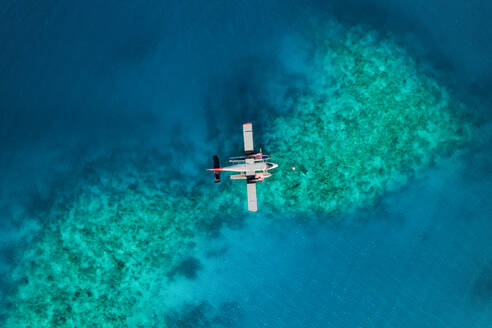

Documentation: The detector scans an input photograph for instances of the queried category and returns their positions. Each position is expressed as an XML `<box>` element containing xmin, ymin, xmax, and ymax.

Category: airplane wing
<box><xmin>244</xmin><ymin>123</ymin><xmax>257</xmax><ymax>211</ymax></box>
<box><xmin>243</xmin><ymin>123</ymin><xmax>254</xmax><ymax>155</ymax></box>
<box><xmin>229</xmin><ymin>154</ymin><xmax>270</xmax><ymax>163</ymax></box>
<box><xmin>246</xmin><ymin>181</ymin><xmax>257</xmax><ymax>212</ymax></box>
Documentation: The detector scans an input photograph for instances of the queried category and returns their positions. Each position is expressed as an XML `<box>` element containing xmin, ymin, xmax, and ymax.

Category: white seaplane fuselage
<box><xmin>214</xmin><ymin>160</ymin><xmax>278</xmax><ymax>181</ymax></box>
<box><xmin>220</xmin><ymin>161</ymin><xmax>277</xmax><ymax>172</ymax></box>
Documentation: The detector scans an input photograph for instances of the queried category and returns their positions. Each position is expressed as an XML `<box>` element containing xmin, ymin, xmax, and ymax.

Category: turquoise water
<box><xmin>1</xmin><ymin>1</ymin><xmax>491</xmax><ymax>327</ymax></box>
<box><xmin>181</xmin><ymin>159</ymin><xmax>492</xmax><ymax>327</ymax></box>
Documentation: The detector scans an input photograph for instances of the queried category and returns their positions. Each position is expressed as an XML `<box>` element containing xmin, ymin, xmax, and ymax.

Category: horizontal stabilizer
<box><xmin>213</xmin><ymin>155</ymin><xmax>220</xmax><ymax>183</ymax></box>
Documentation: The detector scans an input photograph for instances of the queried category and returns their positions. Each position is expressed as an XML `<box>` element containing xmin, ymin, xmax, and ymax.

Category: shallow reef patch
<box><xmin>4</xmin><ymin>150</ymin><xmax>240</xmax><ymax>327</ymax></box>
<box><xmin>260</xmin><ymin>22</ymin><xmax>472</xmax><ymax>217</ymax></box>
<box><xmin>167</xmin><ymin>257</ymin><xmax>203</xmax><ymax>280</ymax></box>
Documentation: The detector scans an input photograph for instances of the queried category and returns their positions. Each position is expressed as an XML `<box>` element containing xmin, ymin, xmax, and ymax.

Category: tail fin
<box><xmin>213</xmin><ymin>155</ymin><xmax>221</xmax><ymax>183</ymax></box>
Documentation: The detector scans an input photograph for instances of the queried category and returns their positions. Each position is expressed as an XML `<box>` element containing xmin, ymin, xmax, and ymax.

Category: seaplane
<box><xmin>208</xmin><ymin>122</ymin><xmax>278</xmax><ymax>212</ymax></box>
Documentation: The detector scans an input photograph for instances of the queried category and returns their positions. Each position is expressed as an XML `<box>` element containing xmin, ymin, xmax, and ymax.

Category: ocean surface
<box><xmin>0</xmin><ymin>1</ymin><xmax>491</xmax><ymax>327</ymax></box>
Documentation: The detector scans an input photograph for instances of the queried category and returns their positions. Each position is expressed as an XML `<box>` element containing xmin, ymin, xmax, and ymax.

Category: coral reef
<box><xmin>260</xmin><ymin>24</ymin><xmax>471</xmax><ymax>216</ymax></box>
<box><xmin>5</xmin><ymin>22</ymin><xmax>471</xmax><ymax>327</ymax></box>
<box><xmin>5</xmin><ymin>151</ymin><xmax>241</xmax><ymax>327</ymax></box>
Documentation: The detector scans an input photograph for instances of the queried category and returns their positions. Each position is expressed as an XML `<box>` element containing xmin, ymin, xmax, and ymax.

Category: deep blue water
<box><xmin>1</xmin><ymin>1</ymin><xmax>491</xmax><ymax>327</ymax></box>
